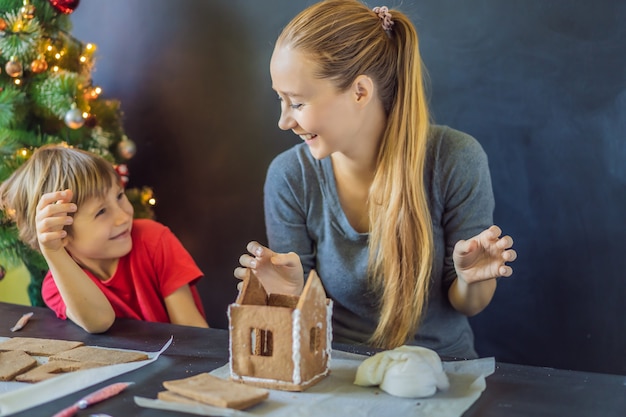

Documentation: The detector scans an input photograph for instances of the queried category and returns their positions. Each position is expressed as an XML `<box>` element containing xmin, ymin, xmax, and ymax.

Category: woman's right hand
<box><xmin>35</xmin><ymin>190</ymin><xmax>76</xmax><ymax>253</ymax></box>
<box><xmin>234</xmin><ymin>241</ymin><xmax>304</xmax><ymax>296</ymax></box>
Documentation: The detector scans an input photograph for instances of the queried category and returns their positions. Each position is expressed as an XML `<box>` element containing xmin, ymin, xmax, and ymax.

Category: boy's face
<box><xmin>64</xmin><ymin>184</ymin><xmax>134</xmax><ymax>275</ymax></box>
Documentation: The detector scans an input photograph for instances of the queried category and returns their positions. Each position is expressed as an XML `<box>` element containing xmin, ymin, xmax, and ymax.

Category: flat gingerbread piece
<box><xmin>49</xmin><ymin>346</ymin><xmax>148</xmax><ymax>365</ymax></box>
<box><xmin>14</xmin><ymin>359</ymin><xmax>102</xmax><ymax>383</ymax></box>
<box><xmin>0</xmin><ymin>350</ymin><xmax>37</xmax><ymax>381</ymax></box>
<box><xmin>0</xmin><ymin>337</ymin><xmax>83</xmax><ymax>356</ymax></box>
<box><xmin>162</xmin><ymin>373</ymin><xmax>269</xmax><ymax>410</ymax></box>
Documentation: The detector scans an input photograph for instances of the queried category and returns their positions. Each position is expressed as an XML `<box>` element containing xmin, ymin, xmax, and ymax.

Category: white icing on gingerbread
<box><xmin>292</xmin><ymin>309</ymin><xmax>302</xmax><ymax>384</ymax></box>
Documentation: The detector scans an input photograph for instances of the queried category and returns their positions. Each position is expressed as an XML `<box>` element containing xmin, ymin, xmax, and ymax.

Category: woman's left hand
<box><xmin>453</xmin><ymin>225</ymin><xmax>517</xmax><ymax>284</ymax></box>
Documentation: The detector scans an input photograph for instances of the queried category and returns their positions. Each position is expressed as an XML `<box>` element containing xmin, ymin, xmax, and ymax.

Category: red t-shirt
<box><xmin>42</xmin><ymin>219</ymin><xmax>206</xmax><ymax>323</ymax></box>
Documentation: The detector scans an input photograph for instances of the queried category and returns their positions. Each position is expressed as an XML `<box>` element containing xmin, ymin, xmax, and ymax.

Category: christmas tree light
<box><xmin>0</xmin><ymin>0</ymin><xmax>154</xmax><ymax>305</ymax></box>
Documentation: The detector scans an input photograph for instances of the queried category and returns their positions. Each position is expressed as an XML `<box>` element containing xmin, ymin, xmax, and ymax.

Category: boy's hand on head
<box><xmin>35</xmin><ymin>190</ymin><xmax>77</xmax><ymax>252</ymax></box>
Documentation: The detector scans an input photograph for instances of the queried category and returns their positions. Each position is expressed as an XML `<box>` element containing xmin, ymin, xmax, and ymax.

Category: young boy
<box><xmin>0</xmin><ymin>145</ymin><xmax>208</xmax><ymax>333</ymax></box>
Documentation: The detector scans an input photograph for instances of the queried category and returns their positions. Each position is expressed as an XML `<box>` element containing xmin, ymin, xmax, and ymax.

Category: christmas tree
<box><xmin>0</xmin><ymin>0</ymin><xmax>155</xmax><ymax>306</ymax></box>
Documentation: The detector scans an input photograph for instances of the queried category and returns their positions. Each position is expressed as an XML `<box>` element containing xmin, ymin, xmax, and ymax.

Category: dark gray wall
<box><xmin>71</xmin><ymin>0</ymin><xmax>626</xmax><ymax>375</ymax></box>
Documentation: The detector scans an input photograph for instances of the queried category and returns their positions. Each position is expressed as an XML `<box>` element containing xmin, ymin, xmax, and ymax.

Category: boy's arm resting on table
<box><xmin>164</xmin><ymin>285</ymin><xmax>209</xmax><ymax>328</ymax></box>
<box><xmin>43</xmin><ymin>248</ymin><xmax>116</xmax><ymax>333</ymax></box>
<box><xmin>448</xmin><ymin>225</ymin><xmax>516</xmax><ymax>316</ymax></box>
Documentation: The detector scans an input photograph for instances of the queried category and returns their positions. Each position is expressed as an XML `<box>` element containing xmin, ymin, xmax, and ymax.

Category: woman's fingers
<box><xmin>234</xmin><ymin>266</ymin><xmax>248</xmax><ymax>280</ymax></box>
<box><xmin>246</xmin><ymin>241</ymin><xmax>266</xmax><ymax>257</ymax></box>
<box><xmin>238</xmin><ymin>253</ymin><xmax>256</xmax><ymax>268</ymax></box>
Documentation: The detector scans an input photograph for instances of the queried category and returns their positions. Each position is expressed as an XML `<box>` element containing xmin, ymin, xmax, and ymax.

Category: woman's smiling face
<box><xmin>270</xmin><ymin>45</ymin><xmax>364</xmax><ymax>160</ymax></box>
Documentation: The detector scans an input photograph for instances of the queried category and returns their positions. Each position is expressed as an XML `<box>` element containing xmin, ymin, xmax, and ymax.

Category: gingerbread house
<box><xmin>228</xmin><ymin>270</ymin><xmax>333</xmax><ymax>391</ymax></box>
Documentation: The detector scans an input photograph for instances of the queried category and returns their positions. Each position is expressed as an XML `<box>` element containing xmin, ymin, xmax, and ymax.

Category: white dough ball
<box><xmin>354</xmin><ymin>345</ymin><xmax>449</xmax><ymax>398</ymax></box>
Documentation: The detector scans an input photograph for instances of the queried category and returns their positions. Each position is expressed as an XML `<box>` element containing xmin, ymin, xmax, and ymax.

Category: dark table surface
<box><xmin>0</xmin><ymin>302</ymin><xmax>624</xmax><ymax>417</ymax></box>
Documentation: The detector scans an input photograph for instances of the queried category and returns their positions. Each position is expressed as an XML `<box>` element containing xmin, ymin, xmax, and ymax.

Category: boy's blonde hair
<box><xmin>0</xmin><ymin>145</ymin><xmax>120</xmax><ymax>251</ymax></box>
<box><xmin>278</xmin><ymin>0</ymin><xmax>433</xmax><ymax>349</ymax></box>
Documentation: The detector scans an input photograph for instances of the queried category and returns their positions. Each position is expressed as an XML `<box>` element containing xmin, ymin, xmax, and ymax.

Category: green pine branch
<box><xmin>29</xmin><ymin>70</ymin><xmax>83</xmax><ymax>119</ymax></box>
<box><xmin>0</xmin><ymin>87</ymin><xmax>28</xmax><ymax>127</ymax></box>
<box><xmin>0</xmin><ymin>11</ymin><xmax>43</xmax><ymax>62</ymax></box>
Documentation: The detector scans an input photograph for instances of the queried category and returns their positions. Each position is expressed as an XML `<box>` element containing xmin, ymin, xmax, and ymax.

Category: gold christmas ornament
<box><xmin>5</xmin><ymin>57</ymin><xmax>23</xmax><ymax>78</ymax></box>
<box><xmin>0</xmin><ymin>17</ymin><xmax>7</xmax><ymax>32</ymax></box>
<box><xmin>15</xmin><ymin>147</ymin><xmax>32</xmax><ymax>159</ymax></box>
<box><xmin>30</xmin><ymin>57</ymin><xmax>48</xmax><ymax>73</ymax></box>
<box><xmin>141</xmin><ymin>188</ymin><xmax>156</xmax><ymax>206</ymax></box>
<box><xmin>20</xmin><ymin>1</ymin><xmax>36</xmax><ymax>19</ymax></box>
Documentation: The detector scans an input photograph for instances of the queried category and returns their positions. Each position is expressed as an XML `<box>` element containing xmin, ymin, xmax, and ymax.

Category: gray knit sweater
<box><xmin>263</xmin><ymin>125</ymin><xmax>494</xmax><ymax>359</ymax></box>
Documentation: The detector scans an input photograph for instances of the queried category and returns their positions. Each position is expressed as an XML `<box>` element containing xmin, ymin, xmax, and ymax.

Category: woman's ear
<box><xmin>352</xmin><ymin>74</ymin><xmax>375</xmax><ymax>106</ymax></box>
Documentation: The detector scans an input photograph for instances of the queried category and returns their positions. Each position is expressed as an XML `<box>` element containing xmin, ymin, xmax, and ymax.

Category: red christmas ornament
<box><xmin>84</xmin><ymin>113</ymin><xmax>97</xmax><ymax>128</ymax></box>
<box><xmin>49</xmin><ymin>0</ymin><xmax>80</xmax><ymax>14</ymax></box>
<box><xmin>114</xmin><ymin>164</ymin><xmax>130</xmax><ymax>186</ymax></box>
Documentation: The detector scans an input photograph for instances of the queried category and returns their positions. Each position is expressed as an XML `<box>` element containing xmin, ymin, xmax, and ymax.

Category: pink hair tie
<box><xmin>373</xmin><ymin>6</ymin><xmax>394</xmax><ymax>32</ymax></box>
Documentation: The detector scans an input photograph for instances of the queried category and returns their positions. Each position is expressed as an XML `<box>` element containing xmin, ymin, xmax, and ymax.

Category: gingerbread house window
<box><xmin>250</xmin><ymin>328</ymin><xmax>273</xmax><ymax>357</ymax></box>
<box><xmin>228</xmin><ymin>270</ymin><xmax>333</xmax><ymax>392</ymax></box>
<box><xmin>309</xmin><ymin>327</ymin><xmax>321</xmax><ymax>354</ymax></box>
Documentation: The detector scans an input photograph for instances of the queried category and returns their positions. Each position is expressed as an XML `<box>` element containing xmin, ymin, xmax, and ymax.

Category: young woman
<box><xmin>0</xmin><ymin>145</ymin><xmax>208</xmax><ymax>333</ymax></box>
<box><xmin>235</xmin><ymin>0</ymin><xmax>516</xmax><ymax>359</ymax></box>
